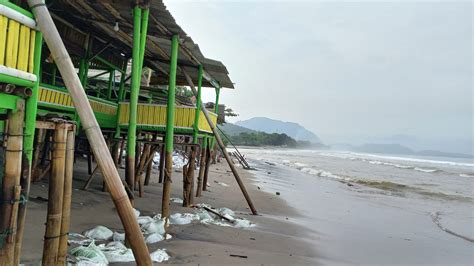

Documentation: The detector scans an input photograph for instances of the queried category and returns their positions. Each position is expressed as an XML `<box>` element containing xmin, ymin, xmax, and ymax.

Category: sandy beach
<box><xmin>19</xmin><ymin>157</ymin><xmax>317</xmax><ymax>265</ymax></box>
<box><xmin>18</xmin><ymin>147</ymin><xmax>474</xmax><ymax>265</ymax></box>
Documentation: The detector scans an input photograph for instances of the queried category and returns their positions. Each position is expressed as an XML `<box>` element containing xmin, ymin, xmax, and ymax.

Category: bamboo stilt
<box><xmin>28</xmin><ymin>1</ymin><xmax>151</xmax><ymax>264</ymax></box>
<box><xmin>196</xmin><ymin>141</ymin><xmax>206</xmax><ymax>197</ymax></box>
<box><xmin>118</xmin><ymin>139</ymin><xmax>125</xmax><ymax>166</ymax></box>
<box><xmin>57</xmin><ymin>127</ymin><xmax>75</xmax><ymax>265</ymax></box>
<box><xmin>42</xmin><ymin>122</ymin><xmax>68</xmax><ymax>265</ymax></box>
<box><xmin>161</xmin><ymin>151</ymin><xmax>173</xmax><ymax>220</ymax></box>
<box><xmin>202</xmin><ymin>144</ymin><xmax>211</xmax><ymax>192</ymax></box>
<box><xmin>158</xmin><ymin>144</ymin><xmax>165</xmax><ymax>183</ymax></box>
<box><xmin>144</xmin><ymin>157</ymin><xmax>153</xmax><ymax>186</ymax></box>
<box><xmin>0</xmin><ymin>100</ymin><xmax>25</xmax><ymax>264</ymax></box>
<box><xmin>31</xmin><ymin>129</ymin><xmax>45</xmax><ymax>181</ymax></box>
<box><xmin>183</xmin><ymin>147</ymin><xmax>196</xmax><ymax>207</ymax></box>
<box><xmin>183</xmin><ymin>70</ymin><xmax>258</xmax><ymax>215</ymax></box>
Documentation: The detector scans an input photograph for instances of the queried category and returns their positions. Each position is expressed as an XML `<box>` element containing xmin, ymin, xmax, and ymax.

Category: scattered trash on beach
<box><xmin>83</xmin><ymin>226</ymin><xmax>113</xmax><ymax>241</ymax></box>
<box><xmin>214</xmin><ymin>180</ymin><xmax>230</xmax><ymax>187</ymax></box>
<box><xmin>150</xmin><ymin>249</ymin><xmax>170</xmax><ymax>262</ymax></box>
<box><xmin>167</xmin><ymin>203</ymin><xmax>255</xmax><ymax>229</ymax></box>
<box><xmin>230</xmin><ymin>254</ymin><xmax>248</xmax><ymax>259</ymax></box>
<box><xmin>170</xmin><ymin>197</ymin><xmax>184</xmax><ymax>204</ymax></box>
<box><xmin>69</xmin><ymin>210</ymin><xmax>172</xmax><ymax>264</ymax></box>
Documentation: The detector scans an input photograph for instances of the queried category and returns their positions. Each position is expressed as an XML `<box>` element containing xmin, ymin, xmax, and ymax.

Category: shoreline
<box><xmin>20</xmin><ymin>157</ymin><xmax>318</xmax><ymax>265</ymax></box>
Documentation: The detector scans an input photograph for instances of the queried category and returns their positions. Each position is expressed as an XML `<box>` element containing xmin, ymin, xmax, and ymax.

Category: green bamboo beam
<box><xmin>107</xmin><ymin>70</ymin><xmax>114</xmax><ymax>100</ymax></box>
<box><xmin>126</xmin><ymin>6</ymin><xmax>142</xmax><ymax>189</ymax></box>
<box><xmin>214</xmin><ymin>87</ymin><xmax>220</xmax><ymax>113</ymax></box>
<box><xmin>0</xmin><ymin>74</ymin><xmax>35</xmax><ymax>88</ymax></box>
<box><xmin>162</xmin><ymin>34</ymin><xmax>179</xmax><ymax>219</ymax></box>
<box><xmin>114</xmin><ymin>62</ymin><xmax>127</xmax><ymax>138</ymax></box>
<box><xmin>192</xmin><ymin>65</ymin><xmax>203</xmax><ymax>143</ymax></box>
<box><xmin>139</xmin><ymin>8</ymin><xmax>149</xmax><ymax>73</ymax></box>
<box><xmin>24</xmin><ymin>31</ymin><xmax>43</xmax><ymax>162</ymax></box>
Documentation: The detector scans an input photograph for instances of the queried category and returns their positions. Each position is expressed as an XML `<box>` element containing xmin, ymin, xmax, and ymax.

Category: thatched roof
<box><xmin>42</xmin><ymin>0</ymin><xmax>234</xmax><ymax>89</ymax></box>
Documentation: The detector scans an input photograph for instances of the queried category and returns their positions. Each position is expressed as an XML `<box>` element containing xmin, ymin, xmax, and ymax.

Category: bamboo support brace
<box><xmin>27</xmin><ymin>1</ymin><xmax>151</xmax><ymax>264</ymax></box>
<box><xmin>182</xmin><ymin>70</ymin><xmax>258</xmax><ymax>215</ymax></box>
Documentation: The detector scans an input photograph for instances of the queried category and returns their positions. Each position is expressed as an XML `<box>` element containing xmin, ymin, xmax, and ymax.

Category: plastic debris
<box><xmin>69</xmin><ymin>242</ymin><xmax>108</xmax><ymax>265</ymax></box>
<box><xmin>145</xmin><ymin>233</ymin><xmax>164</xmax><ymax>244</ymax></box>
<box><xmin>150</xmin><ymin>249</ymin><xmax>170</xmax><ymax>263</ymax></box>
<box><xmin>141</xmin><ymin>217</ymin><xmax>166</xmax><ymax>235</ymax></box>
<box><xmin>98</xmin><ymin>242</ymin><xmax>134</xmax><ymax>263</ymax></box>
<box><xmin>170</xmin><ymin>197</ymin><xmax>184</xmax><ymax>204</ymax></box>
<box><xmin>112</xmin><ymin>232</ymin><xmax>125</xmax><ymax>242</ymax></box>
<box><xmin>68</xmin><ymin>232</ymin><xmax>93</xmax><ymax>246</ymax></box>
<box><xmin>137</xmin><ymin>216</ymin><xmax>154</xmax><ymax>225</ymax></box>
<box><xmin>214</xmin><ymin>180</ymin><xmax>229</xmax><ymax>187</ymax></box>
<box><xmin>169</xmin><ymin>213</ymin><xmax>198</xmax><ymax>225</ymax></box>
<box><xmin>83</xmin><ymin>225</ymin><xmax>113</xmax><ymax>241</ymax></box>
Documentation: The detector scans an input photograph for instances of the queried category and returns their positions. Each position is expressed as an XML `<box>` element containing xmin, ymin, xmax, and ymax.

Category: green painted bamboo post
<box><xmin>139</xmin><ymin>8</ymin><xmax>149</xmax><ymax>73</ymax></box>
<box><xmin>15</xmin><ymin>31</ymin><xmax>43</xmax><ymax>265</ymax></box>
<box><xmin>192</xmin><ymin>65</ymin><xmax>203</xmax><ymax>143</ymax></box>
<box><xmin>126</xmin><ymin>6</ymin><xmax>142</xmax><ymax>190</ymax></box>
<box><xmin>115</xmin><ymin>62</ymin><xmax>127</xmax><ymax>139</ymax></box>
<box><xmin>24</xmin><ymin>32</ymin><xmax>43</xmax><ymax>164</ymax></box>
<box><xmin>107</xmin><ymin>70</ymin><xmax>114</xmax><ymax>100</ymax></box>
<box><xmin>125</xmin><ymin>6</ymin><xmax>149</xmax><ymax>189</ymax></box>
<box><xmin>161</xmin><ymin>34</ymin><xmax>179</xmax><ymax>220</ymax></box>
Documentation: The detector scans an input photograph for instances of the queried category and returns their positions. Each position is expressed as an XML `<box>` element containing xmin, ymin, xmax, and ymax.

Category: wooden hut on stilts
<box><xmin>0</xmin><ymin>0</ymin><xmax>256</xmax><ymax>264</ymax></box>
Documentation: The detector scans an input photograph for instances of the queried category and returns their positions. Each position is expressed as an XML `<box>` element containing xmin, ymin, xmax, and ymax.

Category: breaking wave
<box><xmin>286</xmin><ymin>162</ymin><xmax>472</xmax><ymax>203</ymax></box>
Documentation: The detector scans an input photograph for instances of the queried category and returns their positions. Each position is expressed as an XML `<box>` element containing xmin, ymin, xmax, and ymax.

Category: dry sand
<box><xmin>20</xmin><ymin>158</ymin><xmax>318</xmax><ymax>265</ymax></box>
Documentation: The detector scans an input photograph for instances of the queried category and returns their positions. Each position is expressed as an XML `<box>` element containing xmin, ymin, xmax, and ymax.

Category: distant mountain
<box><xmin>353</xmin><ymin>143</ymin><xmax>414</xmax><ymax>155</ymax></box>
<box><xmin>219</xmin><ymin>123</ymin><xmax>257</xmax><ymax>136</ymax></box>
<box><xmin>235</xmin><ymin>117</ymin><xmax>321</xmax><ymax>143</ymax></box>
<box><xmin>332</xmin><ymin>143</ymin><xmax>473</xmax><ymax>159</ymax></box>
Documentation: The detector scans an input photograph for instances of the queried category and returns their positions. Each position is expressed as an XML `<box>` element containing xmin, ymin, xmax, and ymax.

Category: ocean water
<box><xmin>235</xmin><ymin>147</ymin><xmax>474</xmax><ymax>264</ymax></box>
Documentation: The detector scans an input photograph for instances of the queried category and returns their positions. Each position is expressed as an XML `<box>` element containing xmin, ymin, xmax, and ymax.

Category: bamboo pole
<box><xmin>183</xmin><ymin>147</ymin><xmax>196</xmax><ymax>207</ymax></box>
<box><xmin>158</xmin><ymin>144</ymin><xmax>165</xmax><ymax>183</ymax></box>
<box><xmin>161</xmin><ymin>35</ymin><xmax>179</xmax><ymax>220</ymax></box>
<box><xmin>0</xmin><ymin>100</ymin><xmax>25</xmax><ymax>265</ymax></box>
<box><xmin>195</xmin><ymin>137</ymin><xmax>207</xmax><ymax>197</ymax></box>
<box><xmin>42</xmin><ymin>122</ymin><xmax>67</xmax><ymax>265</ymax></box>
<box><xmin>27</xmin><ymin>1</ymin><xmax>151</xmax><ymax>264</ymax></box>
<box><xmin>126</xmin><ymin>6</ymin><xmax>140</xmax><ymax>191</ymax></box>
<box><xmin>57</xmin><ymin>126</ymin><xmax>75</xmax><ymax>265</ymax></box>
<box><xmin>182</xmin><ymin>71</ymin><xmax>258</xmax><ymax>215</ymax></box>
<box><xmin>202</xmin><ymin>141</ymin><xmax>211</xmax><ymax>192</ymax></box>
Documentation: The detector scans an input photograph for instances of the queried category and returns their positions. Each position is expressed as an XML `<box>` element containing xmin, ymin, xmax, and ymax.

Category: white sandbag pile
<box><xmin>68</xmin><ymin>209</ymin><xmax>171</xmax><ymax>264</ymax></box>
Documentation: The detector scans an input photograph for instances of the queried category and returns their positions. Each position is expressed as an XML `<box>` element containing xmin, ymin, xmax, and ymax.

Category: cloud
<box><xmin>165</xmin><ymin>0</ymin><xmax>472</xmax><ymax>153</ymax></box>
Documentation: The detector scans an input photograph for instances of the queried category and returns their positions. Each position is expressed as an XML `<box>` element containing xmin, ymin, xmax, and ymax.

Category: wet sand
<box><xmin>20</xmin><ymin>151</ymin><xmax>473</xmax><ymax>265</ymax></box>
<box><xmin>20</xmin><ymin>158</ymin><xmax>318</xmax><ymax>265</ymax></box>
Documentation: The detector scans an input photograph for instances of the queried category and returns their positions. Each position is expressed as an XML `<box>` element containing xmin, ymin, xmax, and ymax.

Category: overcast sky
<box><xmin>165</xmin><ymin>0</ymin><xmax>472</xmax><ymax>153</ymax></box>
